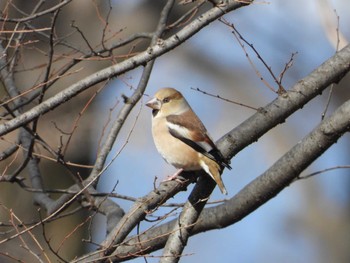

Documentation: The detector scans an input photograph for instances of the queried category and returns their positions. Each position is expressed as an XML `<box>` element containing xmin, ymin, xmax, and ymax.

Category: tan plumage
<box><xmin>146</xmin><ymin>87</ymin><xmax>231</xmax><ymax>195</ymax></box>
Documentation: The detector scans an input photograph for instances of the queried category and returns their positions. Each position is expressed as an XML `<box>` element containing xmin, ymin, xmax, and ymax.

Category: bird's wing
<box><xmin>166</xmin><ymin>111</ymin><xmax>231</xmax><ymax>169</ymax></box>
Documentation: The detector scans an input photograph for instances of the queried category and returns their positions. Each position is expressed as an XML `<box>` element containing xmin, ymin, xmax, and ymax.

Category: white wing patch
<box><xmin>167</xmin><ymin>122</ymin><xmax>192</xmax><ymax>139</ymax></box>
<box><xmin>167</xmin><ymin>122</ymin><xmax>213</xmax><ymax>152</ymax></box>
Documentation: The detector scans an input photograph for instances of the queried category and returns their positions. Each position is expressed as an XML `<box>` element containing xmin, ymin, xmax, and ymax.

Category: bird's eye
<box><xmin>163</xmin><ymin>97</ymin><xmax>170</xmax><ymax>103</ymax></box>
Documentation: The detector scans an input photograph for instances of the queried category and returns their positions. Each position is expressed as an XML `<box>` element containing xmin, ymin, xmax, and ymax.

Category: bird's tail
<box><xmin>200</xmin><ymin>158</ymin><xmax>228</xmax><ymax>195</ymax></box>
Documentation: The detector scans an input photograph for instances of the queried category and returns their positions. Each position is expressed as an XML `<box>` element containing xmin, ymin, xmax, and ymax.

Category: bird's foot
<box><xmin>163</xmin><ymin>168</ymin><xmax>184</xmax><ymax>182</ymax></box>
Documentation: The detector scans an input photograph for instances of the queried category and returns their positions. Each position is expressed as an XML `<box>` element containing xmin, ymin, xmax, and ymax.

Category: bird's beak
<box><xmin>146</xmin><ymin>97</ymin><xmax>161</xmax><ymax>110</ymax></box>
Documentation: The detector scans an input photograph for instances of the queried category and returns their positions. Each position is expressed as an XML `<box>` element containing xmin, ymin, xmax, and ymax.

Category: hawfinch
<box><xmin>146</xmin><ymin>87</ymin><xmax>231</xmax><ymax>195</ymax></box>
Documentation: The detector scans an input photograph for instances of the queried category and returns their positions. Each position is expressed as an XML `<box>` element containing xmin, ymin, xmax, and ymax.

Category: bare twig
<box><xmin>296</xmin><ymin>165</ymin><xmax>350</xmax><ymax>180</ymax></box>
<box><xmin>220</xmin><ymin>18</ymin><xmax>288</xmax><ymax>94</ymax></box>
<box><xmin>191</xmin><ymin>87</ymin><xmax>258</xmax><ymax>111</ymax></box>
<box><xmin>278</xmin><ymin>52</ymin><xmax>298</xmax><ymax>84</ymax></box>
<box><xmin>9</xmin><ymin>208</ymin><xmax>51</xmax><ymax>263</ymax></box>
<box><xmin>321</xmin><ymin>10</ymin><xmax>342</xmax><ymax>120</ymax></box>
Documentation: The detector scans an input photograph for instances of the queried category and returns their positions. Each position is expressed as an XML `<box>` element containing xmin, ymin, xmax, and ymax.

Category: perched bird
<box><xmin>146</xmin><ymin>87</ymin><xmax>231</xmax><ymax>194</ymax></box>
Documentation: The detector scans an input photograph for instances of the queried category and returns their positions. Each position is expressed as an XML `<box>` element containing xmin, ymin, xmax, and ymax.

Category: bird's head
<box><xmin>146</xmin><ymin>88</ymin><xmax>190</xmax><ymax>117</ymax></box>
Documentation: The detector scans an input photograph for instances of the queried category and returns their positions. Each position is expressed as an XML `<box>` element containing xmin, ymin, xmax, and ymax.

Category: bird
<box><xmin>146</xmin><ymin>87</ymin><xmax>231</xmax><ymax>195</ymax></box>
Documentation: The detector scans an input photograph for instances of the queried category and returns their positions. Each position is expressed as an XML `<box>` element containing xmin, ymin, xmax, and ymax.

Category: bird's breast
<box><xmin>152</xmin><ymin>117</ymin><xmax>202</xmax><ymax>171</ymax></box>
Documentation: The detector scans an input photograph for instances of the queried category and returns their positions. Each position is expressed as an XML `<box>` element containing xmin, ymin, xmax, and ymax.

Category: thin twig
<box><xmin>220</xmin><ymin>18</ymin><xmax>289</xmax><ymax>94</ymax></box>
<box><xmin>296</xmin><ymin>165</ymin><xmax>350</xmax><ymax>181</ymax></box>
<box><xmin>191</xmin><ymin>87</ymin><xmax>258</xmax><ymax>111</ymax></box>
<box><xmin>321</xmin><ymin>10</ymin><xmax>341</xmax><ymax>120</ymax></box>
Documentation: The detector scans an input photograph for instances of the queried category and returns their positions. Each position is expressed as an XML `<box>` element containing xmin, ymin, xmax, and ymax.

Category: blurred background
<box><xmin>0</xmin><ymin>0</ymin><xmax>349</xmax><ymax>262</ymax></box>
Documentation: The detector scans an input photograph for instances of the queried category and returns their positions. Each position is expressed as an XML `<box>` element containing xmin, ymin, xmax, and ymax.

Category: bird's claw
<box><xmin>163</xmin><ymin>168</ymin><xmax>184</xmax><ymax>182</ymax></box>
